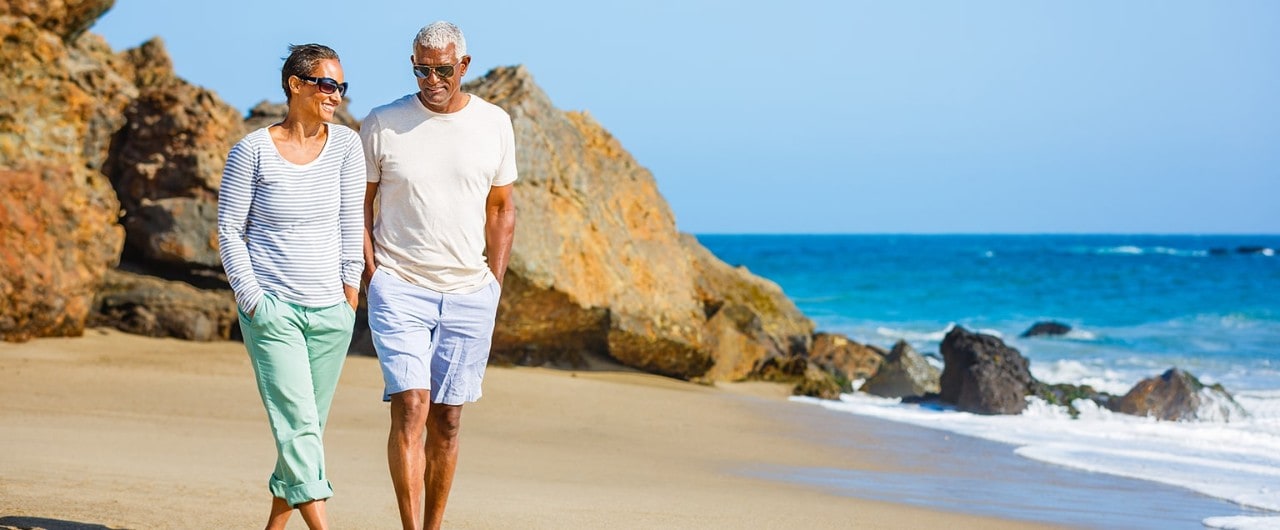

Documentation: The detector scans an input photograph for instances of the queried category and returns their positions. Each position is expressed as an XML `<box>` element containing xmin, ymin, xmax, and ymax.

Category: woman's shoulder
<box><xmin>327</xmin><ymin>123</ymin><xmax>363</xmax><ymax>148</ymax></box>
<box><xmin>233</xmin><ymin>127</ymin><xmax>273</xmax><ymax>149</ymax></box>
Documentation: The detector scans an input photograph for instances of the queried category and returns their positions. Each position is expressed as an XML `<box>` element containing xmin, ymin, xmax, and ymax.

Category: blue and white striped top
<box><xmin>217</xmin><ymin>125</ymin><xmax>366</xmax><ymax>313</ymax></box>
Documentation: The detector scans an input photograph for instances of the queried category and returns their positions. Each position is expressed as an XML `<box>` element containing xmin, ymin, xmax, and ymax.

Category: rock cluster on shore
<box><xmin>0</xmin><ymin>4</ymin><xmax>846</xmax><ymax>392</ymax></box>
<box><xmin>0</xmin><ymin>5</ymin><xmax>1246</xmax><ymax>419</ymax></box>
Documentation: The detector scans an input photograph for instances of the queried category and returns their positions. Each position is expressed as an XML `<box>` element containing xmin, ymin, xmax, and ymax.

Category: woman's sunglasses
<box><xmin>412</xmin><ymin>63</ymin><xmax>458</xmax><ymax>79</ymax></box>
<box><xmin>298</xmin><ymin>75</ymin><xmax>348</xmax><ymax>97</ymax></box>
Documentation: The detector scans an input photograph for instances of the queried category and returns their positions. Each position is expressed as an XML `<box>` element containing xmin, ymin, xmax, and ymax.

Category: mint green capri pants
<box><xmin>238</xmin><ymin>292</ymin><xmax>355</xmax><ymax>507</ymax></box>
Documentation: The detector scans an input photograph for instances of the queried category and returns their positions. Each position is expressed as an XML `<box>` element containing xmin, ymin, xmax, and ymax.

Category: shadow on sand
<box><xmin>0</xmin><ymin>517</ymin><xmax>124</xmax><ymax>530</ymax></box>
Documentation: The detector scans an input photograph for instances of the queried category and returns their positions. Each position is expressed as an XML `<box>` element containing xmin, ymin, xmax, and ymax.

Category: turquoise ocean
<box><xmin>698</xmin><ymin>234</ymin><xmax>1280</xmax><ymax>529</ymax></box>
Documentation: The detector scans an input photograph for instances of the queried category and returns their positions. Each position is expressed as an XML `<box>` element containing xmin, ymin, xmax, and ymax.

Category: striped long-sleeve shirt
<box><xmin>217</xmin><ymin>125</ymin><xmax>366</xmax><ymax>313</ymax></box>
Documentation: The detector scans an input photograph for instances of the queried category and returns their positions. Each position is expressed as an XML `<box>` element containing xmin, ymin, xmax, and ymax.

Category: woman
<box><xmin>217</xmin><ymin>43</ymin><xmax>365</xmax><ymax>530</ymax></box>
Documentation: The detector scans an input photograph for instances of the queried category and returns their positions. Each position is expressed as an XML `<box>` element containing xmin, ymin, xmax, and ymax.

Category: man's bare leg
<box><xmin>389</xmin><ymin>390</ymin><xmax>431</xmax><ymax>530</ymax></box>
<box><xmin>423</xmin><ymin>402</ymin><xmax>463</xmax><ymax>530</ymax></box>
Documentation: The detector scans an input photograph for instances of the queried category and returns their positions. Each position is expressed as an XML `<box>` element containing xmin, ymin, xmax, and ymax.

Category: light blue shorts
<box><xmin>366</xmin><ymin>268</ymin><xmax>501</xmax><ymax>405</ymax></box>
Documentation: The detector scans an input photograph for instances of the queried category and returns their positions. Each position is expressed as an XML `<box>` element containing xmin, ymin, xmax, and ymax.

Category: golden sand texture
<box><xmin>0</xmin><ymin>329</ymin><xmax>1062</xmax><ymax>529</ymax></box>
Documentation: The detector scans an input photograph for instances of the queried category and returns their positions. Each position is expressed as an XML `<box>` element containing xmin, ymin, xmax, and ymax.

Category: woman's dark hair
<box><xmin>281</xmin><ymin>43</ymin><xmax>340</xmax><ymax>102</ymax></box>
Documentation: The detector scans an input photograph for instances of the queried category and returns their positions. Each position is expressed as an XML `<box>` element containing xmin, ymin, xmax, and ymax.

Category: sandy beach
<box><xmin>0</xmin><ymin>329</ymin><xmax>1067</xmax><ymax>529</ymax></box>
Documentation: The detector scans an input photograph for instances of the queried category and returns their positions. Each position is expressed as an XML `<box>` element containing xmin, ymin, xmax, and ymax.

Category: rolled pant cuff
<box><xmin>270</xmin><ymin>478</ymin><xmax>333</xmax><ymax>507</ymax></box>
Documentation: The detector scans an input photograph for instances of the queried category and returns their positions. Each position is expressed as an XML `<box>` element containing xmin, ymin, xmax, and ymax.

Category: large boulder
<box><xmin>0</xmin><ymin>14</ymin><xmax>124</xmax><ymax>341</ymax></box>
<box><xmin>465</xmin><ymin>66</ymin><xmax>708</xmax><ymax>378</ymax></box>
<box><xmin>466</xmin><ymin>66</ymin><xmax>815</xmax><ymax>380</ymax></box>
<box><xmin>90</xmin><ymin>269</ymin><xmax>237</xmax><ymax>341</ymax></box>
<box><xmin>1111</xmin><ymin>368</ymin><xmax>1247</xmax><ymax>422</ymax></box>
<box><xmin>862</xmin><ymin>340</ymin><xmax>940</xmax><ymax>398</ymax></box>
<box><xmin>106</xmin><ymin>37</ymin><xmax>243</xmax><ymax>270</ymax></box>
<box><xmin>939</xmin><ymin>326</ymin><xmax>1036</xmax><ymax>414</ymax></box>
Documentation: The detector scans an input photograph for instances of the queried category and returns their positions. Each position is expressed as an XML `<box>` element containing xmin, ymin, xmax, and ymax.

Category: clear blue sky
<box><xmin>94</xmin><ymin>1</ymin><xmax>1279</xmax><ymax>234</ymax></box>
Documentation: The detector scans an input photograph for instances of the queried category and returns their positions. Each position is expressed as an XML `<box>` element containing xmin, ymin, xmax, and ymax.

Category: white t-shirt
<box><xmin>361</xmin><ymin>93</ymin><xmax>518</xmax><ymax>294</ymax></box>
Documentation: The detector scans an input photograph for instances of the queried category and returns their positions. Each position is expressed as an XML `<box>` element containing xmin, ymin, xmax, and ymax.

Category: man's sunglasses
<box><xmin>412</xmin><ymin>63</ymin><xmax>458</xmax><ymax>79</ymax></box>
<box><xmin>298</xmin><ymin>75</ymin><xmax>348</xmax><ymax>97</ymax></box>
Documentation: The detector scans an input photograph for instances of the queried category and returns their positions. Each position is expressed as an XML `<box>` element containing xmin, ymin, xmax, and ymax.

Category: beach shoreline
<box><xmin>1</xmin><ymin>329</ymin><xmax>1075</xmax><ymax>529</ymax></box>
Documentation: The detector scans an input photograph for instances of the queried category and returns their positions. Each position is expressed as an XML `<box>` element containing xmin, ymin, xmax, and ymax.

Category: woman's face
<box><xmin>291</xmin><ymin>58</ymin><xmax>344</xmax><ymax>122</ymax></box>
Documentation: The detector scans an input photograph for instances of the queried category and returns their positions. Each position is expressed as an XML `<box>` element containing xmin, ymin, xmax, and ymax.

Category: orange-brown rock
<box><xmin>808</xmin><ymin>333</ymin><xmax>885</xmax><ymax>390</ymax></box>
<box><xmin>697</xmin><ymin>304</ymin><xmax>773</xmax><ymax>382</ymax></box>
<box><xmin>1</xmin><ymin>0</ymin><xmax>113</xmax><ymax>42</ymax></box>
<box><xmin>1111</xmin><ymin>368</ymin><xmax>1247</xmax><ymax>422</ymax></box>
<box><xmin>467</xmin><ymin>66</ymin><xmax>712</xmax><ymax>378</ymax></box>
<box><xmin>0</xmin><ymin>165</ymin><xmax>122</xmax><ymax>341</ymax></box>
<box><xmin>106</xmin><ymin>39</ymin><xmax>243</xmax><ymax>269</ymax></box>
<box><xmin>0</xmin><ymin>13</ymin><xmax>124</xmax><ymax>341</ymax></box>
<box><xmin>684</xmin><ymin>233</ymin><xmax>815</xmax><ymax>371</ymax></box>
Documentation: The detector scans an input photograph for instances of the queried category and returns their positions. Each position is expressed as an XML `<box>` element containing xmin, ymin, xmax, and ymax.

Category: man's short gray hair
<box><xmin>414</xmin><ymin>21</ymin><xmax>467</xmax><ymax>60</ymax></box>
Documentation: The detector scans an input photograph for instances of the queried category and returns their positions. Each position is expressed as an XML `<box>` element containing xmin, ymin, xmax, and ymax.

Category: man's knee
<box><xmin>427</xmin><ymin>403</ymin><xmax>463</xmax><ymax>440</ymax></box>
<box><xmin>390</xmin><ymin>390</ymin><xmax>431</xmax><ymax>431</ymax></box>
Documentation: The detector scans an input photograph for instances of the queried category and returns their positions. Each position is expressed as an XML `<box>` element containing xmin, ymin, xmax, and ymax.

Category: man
<box><xmin>359</xmin><ymin>20</ymin><xmax>517</xmax><ymax>530</ymax></box>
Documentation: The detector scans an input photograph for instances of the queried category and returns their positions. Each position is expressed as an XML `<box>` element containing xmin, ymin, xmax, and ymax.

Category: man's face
<box><xmin>411</xmin><ymin>43</ymin><xmax>470</xmax><ymax>113</ymax></box>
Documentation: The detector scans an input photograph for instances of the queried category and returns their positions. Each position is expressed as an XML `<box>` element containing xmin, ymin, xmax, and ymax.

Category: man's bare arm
<box><xmin>484</xmin><ymin>184</ymin><xmax>516</xmax><ymax>286</ymax></box>
<box><xmin>362</xmin><ymin>181</ymin><xmax>380</xmax><ymax>288</ymax></box>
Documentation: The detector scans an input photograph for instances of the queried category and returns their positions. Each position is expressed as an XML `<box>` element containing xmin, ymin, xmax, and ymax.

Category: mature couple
<box><xmin>216</xmin><ymin>21</ymin><xmax>516</xmax><ymax>530</ymax></box>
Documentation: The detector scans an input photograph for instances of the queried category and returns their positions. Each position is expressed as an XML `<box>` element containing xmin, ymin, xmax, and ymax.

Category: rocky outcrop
<box><xmin>1021</xmin><ymin>321</ymin><xmax>1071</xmax><ymax>338</ymax></box>
<box><xmin>3</xmin><ymin>5</ymin><xmax>821</xmax><ymax>380</ymax></box>
<box><xmin>682</xmin><ymin>233</ymin><xmax>815</xmax><ymax>380</ymax></box>
<box><xmin>807</xmin><ymin>333</ymin><xmax>883</xmax><ymax>391</ymax></box>
<box><xmin>106</xmin><ymin>37</ymin><xmax>243</xmax><ymax>270</ymax></box>
<box><xmin>1111</xmin><ymin>368</ymin><xmax>1247</xmax><ymax>422</ymax></box>
<box><xmin>90</xmin><ymin>269</ymin><xmax>237</xmax><ymax>341</ymax></box>
<box><xmin>862</xmin><ymin>340</ymin><xmax>940</xmax><ymax>398</ymax></box>
<box><xmin>939</xmin><ymin>327</ymin><xmax>1036</xmax><ymax>414</ymax></box>
<box><xmin>2</xmin><ymin>0</ymin><xmax>113</xmax><ymax>42</ymax></box>
<box><xmin>698</xmin><ymin>304</ymin><xmax>774</xmax><ymax>382</ymax></box>
<box><xmin>467</xmin><ymin>66</ymin><xmax>811</xmax><ymax>380</ymax></box>
<box><xmin>0</xmin><ymin>13</ymin><xmax>125</xmax><ymax>341</ymax></box>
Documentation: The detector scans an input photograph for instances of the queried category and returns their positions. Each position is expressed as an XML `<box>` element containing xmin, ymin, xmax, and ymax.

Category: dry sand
<box><xmin>0</xmin><ymin>329</ymin><xmax>1066</xmax><ymax>529</ymax></box>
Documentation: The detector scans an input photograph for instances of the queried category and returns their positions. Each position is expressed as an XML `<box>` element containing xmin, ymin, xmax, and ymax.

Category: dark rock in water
<box><xmin>1111</xmin><ymin>368</ymin><xmax>1248</xmax><ymax>422</ymax></box>
<box><xmin>862</xmin><ymin>340</ymin><xmax>940</xmax><ymax>398</ymax></box>
<box><xmin>940</xmin><ymin>326</ymin><xmax>1036</xmax><ymax>415</ymax></box>
<box><xmin>1208</xmin><ymin>247</ymin><xmax>1230</xmax><ymax>256</ymax></box>
<box><xmin>1034</xmin><ymin>382</ymin><xmax>1113</xmax><ymax>418</ymax></box>
<box><xmin>90</xmin><ymin>269</ymin><xmax>237</xmax><ymax>341</ymax></box>
<box><xmin>1236</xmin><ymin>246</ymin><xmax>1272</xmax><ymax>256</ymax></box>
<box><xmin>1021</xmin><ymin>321</ymin><xmax>1072</xmax><ymax>338</ymax></box>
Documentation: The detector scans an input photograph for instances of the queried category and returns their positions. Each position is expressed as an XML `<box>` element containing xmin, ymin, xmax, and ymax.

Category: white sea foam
<box><xmin>1100</xmin><ymin>245</ymin><xmax>1145</xmax><ymax>255</ymax></box>
<box><xmin>1031</xmin><ymin>359</ymin><xmax>1132</xmax><ymax>394</ymax></box>
<box><xmin>875</xmin><ymin>324</ymin><xmax>953</xmax><ymax>342</ymax></box>
<box><xmin>1204</xmin><ymin>515</ymin><xmax>1280</xmax><ymax>529</ymax></box>
<box><xmin>795</xmin><ymin>390</ymin><xmax>1280</xmax><ymax>519</ymax></box>
<box><xmin>874</xmin><ymin>323</ymin><xmax>1003</xmax><ymax>343</ymax></box>
<box><xmin>1081</xmin><ymin>245</ymin><xmax>1212</xmax><ymax>257</ymax></box>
